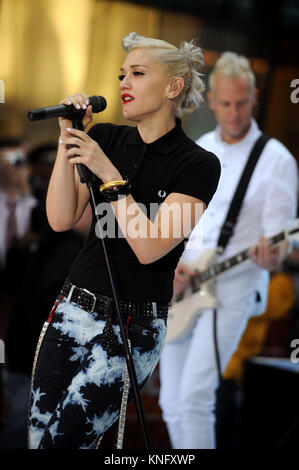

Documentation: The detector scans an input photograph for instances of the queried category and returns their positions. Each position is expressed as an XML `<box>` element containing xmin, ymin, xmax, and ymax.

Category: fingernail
<box><xmin>59</xmin><ymin>139</ymin><xmax>63</xmax><ymax>144</ymax></box>
<box><xmin>85</xmin><ymin>100</ymin><xmax>89</xmax><ymax>105</ymax></box>
<box><xmin>82</xmin><ymin>104</ymin><xmax>87</xmax><ymax>109</ymax></box>
<box><xmin>76</xmin><ymin>104</ymin><xmax>81</xmax><ymax>109</ymax></box>
<box><xmin>66</xmin><ymin>100</ymin><xmax>72</xmax><ymax>104</ymax></box>
<box><xmin>66</xmin><ymin>127</ymin><xmax>72</xmax><ymax>131</ymax></box>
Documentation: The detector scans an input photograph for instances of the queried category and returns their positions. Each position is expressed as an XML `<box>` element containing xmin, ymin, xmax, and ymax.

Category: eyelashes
<box><xmin>118</xmin><ymin>71</ymin><xmax>145</xmax><ymax>81</ymax></box>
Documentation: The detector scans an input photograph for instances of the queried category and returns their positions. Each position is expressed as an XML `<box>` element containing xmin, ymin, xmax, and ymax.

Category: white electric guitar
<box><xmin>166</xmin><ymin>220</ymin><xmax>299</xmax><ymax>343</ymax></box>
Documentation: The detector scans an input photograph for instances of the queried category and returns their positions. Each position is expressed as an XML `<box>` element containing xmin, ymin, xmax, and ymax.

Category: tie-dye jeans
<box><xmin>28</xmin><ymin>294</ymin><xmax>167</xmax><ymax>449</ymax></box>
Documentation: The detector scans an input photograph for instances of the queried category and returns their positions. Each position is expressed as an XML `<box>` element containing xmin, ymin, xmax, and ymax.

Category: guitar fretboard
<box><xmin>198</xmin><ymin>231</ymin><xmax>285</xmax><ymax>283</ymax></box>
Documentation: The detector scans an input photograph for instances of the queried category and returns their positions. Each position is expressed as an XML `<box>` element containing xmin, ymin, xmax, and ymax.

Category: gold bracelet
<box><xmin>99</xmin><ymin>179</ymin><xmax>127</xmax><ymax>192</ymax></box>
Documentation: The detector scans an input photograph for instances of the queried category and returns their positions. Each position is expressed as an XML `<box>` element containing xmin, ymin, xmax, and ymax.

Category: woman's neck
<box><xmin>137</xmin><ymin>116</ymin><xmax>176</xmax><ymax>144</ymax></box>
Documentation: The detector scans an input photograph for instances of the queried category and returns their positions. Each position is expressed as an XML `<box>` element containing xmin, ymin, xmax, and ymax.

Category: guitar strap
<box><xmin>216</xmin><ymin>133</ymin><xmax>270</xmax><ymax>254</ymax></box>
<box><xmin>213</xmin><ymin>133</ymin><xmax>270</xmax><ymax>386</ymax></box>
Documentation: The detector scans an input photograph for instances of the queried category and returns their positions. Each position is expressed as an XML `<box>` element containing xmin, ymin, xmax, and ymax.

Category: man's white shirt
<box><xmin>182</xmin><ymin>119</ymin><xmax>298</xmax><ymax>297</ymax></box>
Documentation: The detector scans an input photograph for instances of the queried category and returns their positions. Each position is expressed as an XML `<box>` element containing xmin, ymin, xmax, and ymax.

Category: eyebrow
<box><xmin>120</xmin><ymin>64</ymin><xmax>148</xmax><ymax>71</ymax></box>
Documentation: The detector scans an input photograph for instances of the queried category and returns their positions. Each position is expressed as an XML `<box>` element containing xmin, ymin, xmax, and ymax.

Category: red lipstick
<box><xmin>121</xmin><ymin>94</ymin><xmax>134</xmax><ymax>104</ymax></box>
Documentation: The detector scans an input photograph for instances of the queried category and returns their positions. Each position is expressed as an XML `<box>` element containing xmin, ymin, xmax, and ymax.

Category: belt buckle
<box><xmin>78</xmin><ymin>288</ymin><xmax>96</xmax><ymax>313</ymax></box>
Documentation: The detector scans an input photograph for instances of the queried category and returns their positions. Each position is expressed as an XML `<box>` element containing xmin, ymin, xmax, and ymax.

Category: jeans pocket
<box><xmin>128</xmin><ymin>319</ymin><xmax>166</xmax><ymax>384</ymax></box>
<box><xmin>129</xmin><ymin>318</ymin><xmax>160</xmax><ymax>339</ymax></box>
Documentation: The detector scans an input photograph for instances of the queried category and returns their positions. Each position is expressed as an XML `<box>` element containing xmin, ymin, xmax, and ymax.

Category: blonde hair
<box><xmin>121</xmin><ymin>32</ymin><xmax>205</xmax><ymax>117</ymax></box>
<box><xmin>209</xmin><ymin>51</ymin><xmax>255</xmax><ymax>93</ymax></box>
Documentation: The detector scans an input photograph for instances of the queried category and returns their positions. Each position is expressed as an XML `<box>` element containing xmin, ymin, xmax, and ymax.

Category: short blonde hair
<box><xmin>209</xmin><ymin>51</ymin><xmax>255</xmax><ymax>93</ymax></box>
<box><xmin>122</xmin><ymin>32</ymin><xmax>205</xmax><ymax>117</ymax></box>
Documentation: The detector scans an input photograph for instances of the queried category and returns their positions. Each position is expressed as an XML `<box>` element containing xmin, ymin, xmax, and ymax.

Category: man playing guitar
<box><xmin>159</xmin><ymin>51</ymin><xmax>298</xmax><ymax>449</ymax></box>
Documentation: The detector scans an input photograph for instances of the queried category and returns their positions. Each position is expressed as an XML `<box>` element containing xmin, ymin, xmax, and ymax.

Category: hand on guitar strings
<box><xmin>249</xmin><ymin>236</ymin><xmax>289</xmax><ymax>271</ymax></box>
<box><xmin>173</xmin><ymin>262</ymin><xmax>197</xmax><ymax>297</ymax></box>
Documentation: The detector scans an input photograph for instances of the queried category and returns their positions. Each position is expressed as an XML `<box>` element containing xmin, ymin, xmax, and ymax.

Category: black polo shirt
<box><xmin>68</xmin><ymin>119</ymin><xmax>220</xmax><ymax>303</ymax></box>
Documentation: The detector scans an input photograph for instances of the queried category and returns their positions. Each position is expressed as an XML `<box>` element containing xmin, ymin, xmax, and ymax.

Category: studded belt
<box><xmin>61</xmin><ymin>280</ymin><xmax>168</xmax><ymax>319</ymax></box>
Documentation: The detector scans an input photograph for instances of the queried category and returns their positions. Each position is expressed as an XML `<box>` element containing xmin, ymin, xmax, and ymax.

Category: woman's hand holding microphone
<box><xmin>58</xmin><ymin>92</ymin><xmax>121</xmax><ymax>183</ymax></box>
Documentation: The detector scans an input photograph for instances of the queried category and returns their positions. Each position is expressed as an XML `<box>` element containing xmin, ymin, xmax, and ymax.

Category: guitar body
<box><xmin>165</xmin><ymin>220</ymin><xmax>299</xmax><ymax>343</ymax></box>
<box><xmin>166</xmin><ymin>249</ymin><xmax>217</xmax><ymax>343</ymax></box>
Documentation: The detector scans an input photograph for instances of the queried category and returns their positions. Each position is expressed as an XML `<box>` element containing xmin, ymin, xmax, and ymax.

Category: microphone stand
<box><xmin>72</xmin><ymin>118</ymin><xmax>151</xmax><ymax>450</ymax></box>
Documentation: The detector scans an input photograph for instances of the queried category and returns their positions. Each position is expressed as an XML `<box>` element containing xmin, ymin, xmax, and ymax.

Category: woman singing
<box><xmin>28</xmin><ymin>32</ymin><xmax>220</xmax><ymax>449</ymax></box>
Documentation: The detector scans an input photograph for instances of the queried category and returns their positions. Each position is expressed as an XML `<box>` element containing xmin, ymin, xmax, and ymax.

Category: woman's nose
<box><xmin>119</xmin><ymin>74</ymin><xmax>130</xmax><ymax>90</ymax></box>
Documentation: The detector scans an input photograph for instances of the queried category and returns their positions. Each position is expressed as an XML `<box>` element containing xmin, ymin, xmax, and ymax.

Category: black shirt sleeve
<box><xmin>172</xmin><ymin>149</ymin><xmax>221</xmax><ymax>206</ymax></box>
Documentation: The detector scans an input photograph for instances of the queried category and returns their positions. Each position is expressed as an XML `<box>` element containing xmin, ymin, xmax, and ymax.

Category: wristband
<box><xmin>99</xmin><ymin>176</ymin><xmax>131</xmax><ymax>202</ymax></box>
<box><xmin>99</xmin><ymin>179</ymin><xmax>127</xmax><ymax>192</ymax></box>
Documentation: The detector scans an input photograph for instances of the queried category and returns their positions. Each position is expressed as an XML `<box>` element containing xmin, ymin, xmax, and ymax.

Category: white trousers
<box><xmin>159</xmin><ymin>275</ymin><xmax>268</xmax><ymax>449</ymax></box>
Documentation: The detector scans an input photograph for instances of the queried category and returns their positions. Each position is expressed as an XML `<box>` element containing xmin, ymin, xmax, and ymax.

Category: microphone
<box><xmin>27</xmin><ymin>95</ymin><xmax>107</xmax><ymax>121</ymax></box>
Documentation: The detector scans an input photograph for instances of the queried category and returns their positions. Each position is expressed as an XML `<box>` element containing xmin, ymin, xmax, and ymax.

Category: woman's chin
<box><xmin>122</xmin><ymin>110</ymin><xmax>141</xmax><ymax>122</ymax></box>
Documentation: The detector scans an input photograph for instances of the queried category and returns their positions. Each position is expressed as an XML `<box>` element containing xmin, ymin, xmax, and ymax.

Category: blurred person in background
<box><xmin>5</xmin><ymin>142</ymin><xmax>91</xmax><ymax>376</ymax></box>
<box><xmin>0</xmin><ymin>136</ymin><xmax>37</xmax><ymax>341</ymax></box>
<box><xmin>0</xmin><ymin>142</ymin><xmax>90</xmax><ymax>449</ymax></box>
<box><xmin>159</xmin><ymin>51</ymin><xmax>298</xmax><ymax>449</ymax></box>
<box><xmin>0</xmin><ymin>138</ymin><xmax>37</xmax><ymax>274</ymax></box>
<box><xmin>28</xmin><ymin>143</ymin><xmax>57</xmax><ymax>203</ymax></box>
<box><xmin>0</xmin><ymin>137</ymin><xmax>36</xmax><ymax>446</ymax></box>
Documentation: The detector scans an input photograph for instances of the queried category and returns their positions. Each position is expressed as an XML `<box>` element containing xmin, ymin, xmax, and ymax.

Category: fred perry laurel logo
<box><xmin>158</xmin><ymin>189</ymin><xmax>167</xmax><ymax>198</ymax></box>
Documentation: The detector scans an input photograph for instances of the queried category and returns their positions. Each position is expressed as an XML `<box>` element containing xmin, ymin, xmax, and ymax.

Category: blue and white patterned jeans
<box><xmin>28</xmin><ymin>295</ymin><xmax>167</xmax><ymax>449</ymax></box>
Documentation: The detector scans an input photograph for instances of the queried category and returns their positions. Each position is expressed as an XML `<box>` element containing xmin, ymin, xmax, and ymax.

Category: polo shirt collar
<box><xmin>127</xmin><ymin>118</ymin><xmax>185</xmax><ymax>154</ymax></box>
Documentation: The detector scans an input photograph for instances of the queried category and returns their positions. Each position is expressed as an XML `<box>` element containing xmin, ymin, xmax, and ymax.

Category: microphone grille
<box><xmin>89</xmin><ymin>95</ymin><xmax>107</xmax><ymax>113</ymax></box>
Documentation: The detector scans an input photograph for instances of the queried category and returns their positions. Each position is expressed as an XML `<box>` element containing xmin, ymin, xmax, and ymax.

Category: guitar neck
<box><xmin>199</xmin><ymin>231</ymin><xmax>286</xmax><ymax>283</ymax></box>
